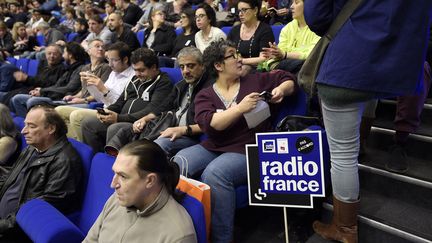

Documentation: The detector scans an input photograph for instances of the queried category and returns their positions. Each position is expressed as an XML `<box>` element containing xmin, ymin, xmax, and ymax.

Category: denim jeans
<box><xmin>10</xmin><ymin>94</ymin><xmax>54</xmax><ymax>117</ymax></box>
<box><xmin>320</xmin><ymin>98</ymin><xmax>365</xmax><ymax>202</ymax></box>
<box><xmin>154</xmin><ymin>136</ymin><xmax>199</xmax><ymax>157</ymax></box>
<box><xmin>174</xmin><ymin>144</ymin><xmax>247</xmax><ymax>243</ymax></box>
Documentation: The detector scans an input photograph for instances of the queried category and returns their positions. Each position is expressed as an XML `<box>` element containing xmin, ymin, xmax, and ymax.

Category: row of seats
<box><xmin>12</xmin><ymin>116</ymin><xmax>207</xmax><ymax>243</ymax></box>
<box><xmin>5</xmin><ymin>57</ymin><xmax>40</xmax><ymax>77</ymax></box>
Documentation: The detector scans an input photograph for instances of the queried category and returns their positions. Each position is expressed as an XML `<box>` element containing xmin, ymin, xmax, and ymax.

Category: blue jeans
<box><xmin>174</xmin><ymin>144</ymin><xmax>247</xmax><ymax>243</ymax></box>
<box><xmin>320</xmin><ymin>98</ymin><xmax>365</xmax><ymax>202</ymax></box>
<box><xmin>10</xmin><ymin>94</ymin><xmax>54</xmax><ymax>117</ymax></box>
<box><xmin>154</xmin><ymin>136</ymin><xmax>199</xmax><ymax>157</ymax></box>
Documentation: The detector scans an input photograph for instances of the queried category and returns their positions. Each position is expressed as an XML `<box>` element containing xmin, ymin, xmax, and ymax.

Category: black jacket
<box><xmin>0</xmin><ymin>137</ymin><xmax>83</xmax><ymax>234</ymax></box>
<box><xmin>142</xmin><ymin>24</ymin><xmax>177</xmax><ymax>56</ymax></box>
<box><xmin>108</xmin><ymin>72</ymin><xmax>173</xmax><ymax>122</ymax></box>
<box><xmin>40</xmin><ymin>61</ymin><xmax>84</xmax><ymax>100</ymax></box>
<box><xmin>156</xmin><ymin>70</ymin><xmax>212</xmax><ymax>126</ymax></box>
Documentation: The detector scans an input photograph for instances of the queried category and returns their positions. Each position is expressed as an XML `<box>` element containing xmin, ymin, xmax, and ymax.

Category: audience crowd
<box><xmin>0</xmin><ymin>0</ymin><xmax>430</xmax><ymax>242</ymax></box>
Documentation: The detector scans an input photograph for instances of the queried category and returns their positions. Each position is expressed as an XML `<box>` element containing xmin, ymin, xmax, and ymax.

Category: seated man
<box><xmin>0</xmin><ymin>44</ymin><xmax>65</xmax><ymax>108</ymax></box>
<box><xmin>83</xmin><ymin>139</ymin><xmax>197</xmax><ymax>243</ymax></box>
<box><xmin>106</xmin><ymin>46</ymin><xmax>212</xmax><ymax>156</ymax></box>
<box><xmin>107</xmin><ymin>12</ymin><xmax>140</xmax><ymax>51</ymax></box>
<box><xmin>81</xmin><ymin>48</ymin><xmax>173</xmax><ymax>152</ymax></box>
<box><xmin>10</xmin><ymin>42</ymin><xmax>87</xmax><ymax>117</ymax></box>
<box><xmin>55</xmin><ymin>41</ymin><xmax>134</xmax><ymax>141</ymax></box>
<box><xmin>0</xmin><ymin>105</ymin><xmax>83</xmax><ymax>241</ymax></box>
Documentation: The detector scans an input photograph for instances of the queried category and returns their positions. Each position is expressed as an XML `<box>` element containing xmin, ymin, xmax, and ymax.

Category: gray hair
<box><xmin>176</xmin><ymin>46</ymin><xmax>203</xmax><ymax>65</ymax></box>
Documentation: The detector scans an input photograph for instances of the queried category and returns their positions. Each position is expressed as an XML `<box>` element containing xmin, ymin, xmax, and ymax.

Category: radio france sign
<box><xmin>246</xmin><ymin>131</ymin><xmax>325</xmax><ymax>208</ymax></box>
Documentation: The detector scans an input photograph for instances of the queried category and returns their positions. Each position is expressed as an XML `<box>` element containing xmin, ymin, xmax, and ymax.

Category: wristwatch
<box><xmin>186</xmin><ymin>125</ymin><xmax>192</xmax><ymax>136</ymax></box>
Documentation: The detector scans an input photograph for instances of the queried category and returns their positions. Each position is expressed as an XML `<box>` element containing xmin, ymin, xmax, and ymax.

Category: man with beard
<box><xmin>107</xmin><ymin>12</ymin><xmax>140</xmax><ymax>51</ymax></box>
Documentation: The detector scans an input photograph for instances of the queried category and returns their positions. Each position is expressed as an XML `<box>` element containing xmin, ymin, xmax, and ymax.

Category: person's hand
<box><xmin>132</xmin><ymin>118</ymin><xmax>147</xmax><ymax>133</ymax></box>
<box><xmin>63</xmin><ymin>95</ymin><xmax>74</xmax><ymax>101</ymax></box>
<box><xmin>98</xmin><ymin>110</ymin><xmax>118</xmax><ymax>124</ymax></box>
<box><xmin>56</xmin><ymin>40</ymin><xmax>66</xmax><ymax>46</ymax></box>
<box><xmin>131</xmin><ymin>25</ymin><xmax>140</xmax><ymax>32</ymax></box>
<box><xmin>67</xmin><ymin>97</ymin><xmax>86</xmax><ymax>104</ymax></box>
<box><xmin>277</xmin><ymin>8</ymin><xmax>289</xmax><ymax>16</ymax></box>
<box><xmin>85</xmin><ymin>74</ymin><xmax>105</xmax><ymax>91</ymax></box>
<box><xmin>33</xmin><ymin>46</ymin><xmax>42</xmax><ymax>52</ymax></box>
<box><xmin>235</xmin><ymin>92</ymin><xmax>261</xmax><ymax>114</ymax></box>
<box><xmin>159</xmin><ymin>126</ymin><xmax>185</xmax><ymax>141</ymax></box>
<box><xmin>29</xmin><ymin>87</ymin><xmax>41</xmax><ymax>96</ymax></box>
<box><xmin>262</xmin><ymin>42</ymin><xmax>284</xmax><ymax>60</ymax></box>
<box><xmin>174</xmin><ymin>20</ymin><xmax>182</xmax><ymax>28</ymax></box>
<box><xmin>13</xmin><ymin>71</ymin><xmax>28</xmax><ymax>82</ymax></box>
<box><xmin>270</xmin><ymin>86</ymin><xmax>284</xmax><ymax>103</ymax></box>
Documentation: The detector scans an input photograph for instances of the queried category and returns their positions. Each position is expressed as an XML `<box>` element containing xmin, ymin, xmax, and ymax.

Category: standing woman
<box><xmin>0</xmin><ymin>104</ymin><xmax>21</xmax><ymax>184</ymax></box>
<box><xmin>142</xmin><ymin>8</ymin><xmax>177</xmax><ymax>57</ymax></box>
<box><xmin>304</xmin><ymin>1</ymin><xmax>432</xmax><ymax>243</ymax></box>
<box><xmin>227</xmin><ymin>0</ymin><xmax>274</xmax><ymax>67</ymax></box>
<box><xmin>174</xmin><ymin>40</ymin><xmax>296</xmax><ymax>242</ymax></box>
<box><xmin>194</xmin><ymin>3</ymin><xmax>226</xmax><ymax>53</ymax></box>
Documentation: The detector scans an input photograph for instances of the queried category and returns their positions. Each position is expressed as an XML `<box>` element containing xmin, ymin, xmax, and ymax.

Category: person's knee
<box><xmin>202</xmin><ymin>163</ymin><xmax>227</xmax><ymax>186</ymax></box>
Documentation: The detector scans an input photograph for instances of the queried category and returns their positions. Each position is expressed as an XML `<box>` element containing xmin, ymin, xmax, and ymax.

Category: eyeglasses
<box><xmin>224</xmin><ymin>52</ymin><xmax>240</xmax><ymax>60</ymax></box>
<box><xmin>238</xmin><ymin>7</ymin><xmax>252</xmax><ymax>14</ymax></box>
<box><xmin>195</xmin><ymin>14</ymin><xmax>207</xmax><ymax>19</ymax></box>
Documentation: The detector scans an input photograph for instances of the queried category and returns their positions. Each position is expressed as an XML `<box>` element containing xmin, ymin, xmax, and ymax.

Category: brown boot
<box><xmin>313</xmin><ymin>196</ymin><xmax>359</xmax><ymax>243</ymax></box>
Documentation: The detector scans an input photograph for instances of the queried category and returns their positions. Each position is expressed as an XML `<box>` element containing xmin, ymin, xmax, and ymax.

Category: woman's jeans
<box><xmin>174</xmin><ymin>144</ymin><xmax>247</xmax><ymax>243</ymax></box>
<box><xmin>320</xmin><ymin>99</ymin><xmax>366</xmax><ymax>202</ymax></box>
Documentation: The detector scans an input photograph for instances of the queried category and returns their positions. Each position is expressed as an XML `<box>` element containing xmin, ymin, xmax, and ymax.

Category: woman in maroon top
<box><xmin>174</xmin><ymin>39</ymin><xmax>295</xmax><ymax>242</ymax></box>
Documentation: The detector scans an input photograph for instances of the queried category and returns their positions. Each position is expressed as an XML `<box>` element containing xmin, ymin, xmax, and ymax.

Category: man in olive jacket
<box><xmin>0</xmin><ymin>106</ymin><xmax>83</xmax><ymax>241</ymax></box>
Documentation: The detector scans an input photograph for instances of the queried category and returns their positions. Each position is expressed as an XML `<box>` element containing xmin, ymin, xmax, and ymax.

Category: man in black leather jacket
<box><xmin>0</xmin><ymin>105</ymin><xmax>83</xmax><ymax>241</ymax></box>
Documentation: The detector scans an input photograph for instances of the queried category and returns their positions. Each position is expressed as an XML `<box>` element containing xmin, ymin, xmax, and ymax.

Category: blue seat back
<box><xmin>78</xmin><ymin>153</ymin><xmax>115</xmax><ymax>233</ymax></box>
<box><xmin>175</xmin><ymin>27</ymin><xmax>184</xmax><ymax>36</ymax></box>
<box><xmin>16</xmin><ymin>58</ymin><xmax>30</xmax><ymax>73</ymax></box>
<box><xmin>6</xmin><ymin>57</ymin><xmax>17</xmax><ymax>65</ymax></box>
<box><xmin>36</xmin><ymin>34</ymin><xmax>45</xmax><ymax>46</ymax></box>
<box><xmin>180</xmin><ymin>193</ymin><xmax>207</xmax><ymax>243</ymax></box>
<box><xmin>137</xmin><ymin>30</ymin><xmax>145</xmax><ymax>46</ymax></box>
<box><xmin>12</xmin><ymin>116</ymin><xmax>27</xmax><ymax>150</ymax></box>
<box><xmin>68</xmin><ymin>139</ymin><xmax>94</xmax><ymax>194</ymax></box>
<box><xmin>221</xmin><ymin>26</ymin><xmax>232</xmax><ymax>36</ymax></box>
<box><xmin>271</xmin><ymin>25</ymin><xmax>284</xmax><ymax>44</ymax></box>
<box><xmin>161</xmin><ymin>67</ymin><xmax>183</xmax><ymax>84</ymax></box>
<box><xmin>67</xmin><ymin>32</ymin><xmax>79</xmax><ymax>42</ymax></box>
<box><xmin>27</xmin><ymin>59</ymin><xmax>40</xmax><ymax>77</ymax></box>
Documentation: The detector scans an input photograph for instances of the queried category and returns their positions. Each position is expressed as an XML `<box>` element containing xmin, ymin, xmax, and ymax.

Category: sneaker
<box><xmin>385</xmin><ymin>144</ymin><xmax>408</xmax><ymax>173</ymax></box>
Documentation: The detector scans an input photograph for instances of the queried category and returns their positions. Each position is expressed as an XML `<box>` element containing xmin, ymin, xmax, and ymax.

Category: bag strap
<box><xmin>326</xmin><ymin>0</ymin><xmax>364</xmax><ymax>39</ymax></box>
<box><xmin>170</xmin><ymin>155</ymin><xmax>188</xmax><ymax>177</ymax></box>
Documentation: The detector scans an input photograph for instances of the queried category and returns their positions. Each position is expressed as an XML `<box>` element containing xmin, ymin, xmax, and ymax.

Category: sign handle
<box><xmin>284</xmin><ymin>207</ymin><xmax>289</xmax><ymax>243</ymax></box>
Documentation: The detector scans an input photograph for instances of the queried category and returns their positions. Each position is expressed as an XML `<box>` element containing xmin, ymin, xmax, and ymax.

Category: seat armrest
<box><xmin>16</xmin><ymin>199</ymin><xmax>85</xmax><ymax>243</ymax></box>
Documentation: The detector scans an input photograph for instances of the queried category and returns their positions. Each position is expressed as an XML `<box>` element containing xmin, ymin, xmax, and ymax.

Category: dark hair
<box><xmin>203</xmin><ymin>39</ymin><xmax>236</xmax><ymax>76</ymax></box>
<box><xmin>105</xmin><ymin>1</ymin><xmax>116</xmax><ymax>9</ymax></box>
<box><xmin>65</xmin><ymin>42</ymin><xmax>89</xmax><ymax>63</ymax></box>
<box><xmin>181</xmin><ymin>8</ymin><xmax>198</xmax><ymax>33</ymax></box>
<box><xmin>76</xmin><ymin>18</ymin><xmax>89</xmax><ymax>29</ymax></box>
<box><xmin>131</xmin><ymin>48</ymin><xmax>159</xmax><ymax>69</ymax></box>
<box><xmin>196</xmin><ymin>3</ymin><xmax>217</xmax><ymax>27</ymax></box>
<box><xmin>29</xmin><ymin>105</ymin><xmax>68</xmax><ymax>139</ymax></box>
<box><xmin>88</xmin><ymin>14</ymin><xmax>104</xmax><ymax>24</ymax></box>
<box><xmin>106</xmin><ymin>41</ymin><xmax>131</xmax><ymax>65</ymax></box>
<box><xmin>64</xmin><ymin>6</ymin><xmax>76</xmax><ymax>18</ymax></box>
<box><xmin>238</xmin><ymin>0</ymin><xmax>261</xmax><ymax>17</ymax></box>
<box><xmin>120</xmin><ymin>140</ymin><xmax>180</xmax><ymax>199</ymax></box>
<box><xmin>0</xmin><ymin>104</ymin><xmax>19</xmax><ymax>139</ymax></box>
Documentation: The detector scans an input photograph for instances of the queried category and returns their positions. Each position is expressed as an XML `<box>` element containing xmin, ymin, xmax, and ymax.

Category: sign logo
<box><xmin>246</xmin><ymin>131</ymin><xmax>326</xmax><ymax>208</ymax></box>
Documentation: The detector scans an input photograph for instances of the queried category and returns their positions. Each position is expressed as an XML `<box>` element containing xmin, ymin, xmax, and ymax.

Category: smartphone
<box><xmin>259</xmin><ymin>91</ymin><xmax>273</xmax><ymax>101</ymax></box>
<box><xmin>96</xmin><ymin>107</ymin><xmax>109</xmax><ymax>115</ymax></box>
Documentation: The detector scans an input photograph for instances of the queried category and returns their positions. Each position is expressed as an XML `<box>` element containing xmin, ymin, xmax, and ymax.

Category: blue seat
<box><xmin>16</xmin><ymin>58</ymin><xmax>30</xmax><ymax>74</ymax></box>
<box><xmin>6</xmin><ymin>57</ymin><xmax>17</xmax><ymax>65</ymax></box>
<box><xmin>13</xmin><ymin>116</ymin><xmax>27</xmax><ymax>149</ymax></box>
<box><xmin>36</xmin><ymin>34</ymin><xmax>45</xmax><ymax>46</ymax></box>
<box><xmin>88</xmin><ymin>102</ymin><xmax>104</xmax><ymax>109</ymax></box>
<box><xmin>67</xmin><ymin>32</ymin><xmax>79</xmax><ymax>42</ymax></box>
<box><xmin>17</xmin><ymin>152</ymin><xmax>208</xmax><ymax>243</ymax></box>
<box><xmin>161</xmin><ymin>67</ymin><xmax>183</xmax><ymax>84</ymax></box>
<box><xmin>27</xmin><ymin>59</ymin><xmax>40</xmax><ymax>77</ymax></box>
<box><xmin>271</xmin><ymin>25</ymin><xmax>284</xmax><ymax>44</ymax></box>
<box><xmin>17</xmin><ymin>152</ymin><xmax>115</xmax><ymax>243</ymax></box>
<box><xmin>175</xmin><ymin>27</ymin><xmax>184</xmax><ymax>36</ymax></box>
<box><xmin>137</xmin><ymin>30</ymin><xmax>145</xmax><ymax>46</ymax></box>
<box><xmin>221</xmin><ymin>26</ymin><xmax>232</xmax><ymax>36</ymax></box>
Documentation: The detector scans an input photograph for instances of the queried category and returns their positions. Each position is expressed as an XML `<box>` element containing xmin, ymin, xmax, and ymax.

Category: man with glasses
<box><xmin>55</xmin><ymin>41</ymin><xmax>134</xmax><ymax>142</ymax></box>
